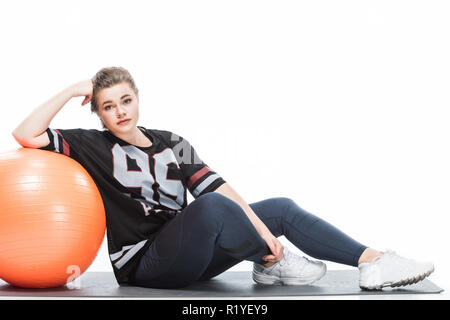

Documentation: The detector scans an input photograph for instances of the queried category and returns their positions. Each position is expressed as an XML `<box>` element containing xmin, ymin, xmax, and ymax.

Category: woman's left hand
<box><xmin>260</xmin><ymin>232</ymin><xmax>284</xmax><ymax>264</ymax></box>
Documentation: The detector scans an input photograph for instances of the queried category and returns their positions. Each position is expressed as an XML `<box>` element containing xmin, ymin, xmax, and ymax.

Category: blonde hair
<box><xmin>90</xmin><ymin>66</ymin><xmax>139</xmax><ymax>129</ymax></box>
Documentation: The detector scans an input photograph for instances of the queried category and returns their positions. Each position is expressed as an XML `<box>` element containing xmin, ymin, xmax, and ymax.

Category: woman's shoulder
<box><xmin>140</xmin><ymin>126</ymin><xmax>181</xmax><ymax>143</ymax></box>
<box><xmin>63</xmin><ymin>128</ymin><xmax>112</xmax><ymax>144</ymax></box>
<box><xmin>78</xmin><ymin>128</ymin><xmax>107</xmax><ymax>138</ymax></box>
<box><xmin>57</xmin><ymin>127</ymin><xmax>103</xmax><ymax>133</ymax></box>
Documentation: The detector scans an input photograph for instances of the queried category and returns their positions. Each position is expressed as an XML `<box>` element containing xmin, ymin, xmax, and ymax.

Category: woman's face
<box><xmin>95</xmin><ymin>82</ymin><xmax>140</xmax><ymax>133</ymax></box>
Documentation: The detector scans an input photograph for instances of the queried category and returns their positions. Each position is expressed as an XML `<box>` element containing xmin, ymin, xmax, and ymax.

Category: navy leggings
<box><xmin>130</xmin><ymin>192</ymin><xmax>367</xmax><ymax>289</ymax></box>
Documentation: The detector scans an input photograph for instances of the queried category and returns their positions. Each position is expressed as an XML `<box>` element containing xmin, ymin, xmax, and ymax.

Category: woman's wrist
<box><xmin>64</xmin><ymin>84</ymin><xmax>77</xmax><ymax>98</ymax></box>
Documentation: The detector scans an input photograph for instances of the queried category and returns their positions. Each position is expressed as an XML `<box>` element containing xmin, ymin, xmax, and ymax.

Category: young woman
<box><xmin>12</xmin><ymin>66</ymin><xmax>435</xmax><ymax>290</ymax></box>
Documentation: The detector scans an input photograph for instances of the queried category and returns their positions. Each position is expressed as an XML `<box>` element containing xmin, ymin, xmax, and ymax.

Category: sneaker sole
<box><xmin>359</xmin><ymin>266</ymin><xmax>435</xmax><ymax>290</ymax></box>
<box><xmin>252</xmin><ymin>264</ymin><xmax>327</xmax><ymax>286</ymax></box>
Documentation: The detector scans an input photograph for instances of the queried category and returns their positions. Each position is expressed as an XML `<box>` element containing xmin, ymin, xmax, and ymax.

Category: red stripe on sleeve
<box><xmin>54</xmin><ymin>129</ymin><xmax>70</xmax><ymax>156</ymax></box>
<box><xmin>187</xmin><ymin>167</ymin><xmax>211</xmax><ymax>188</ymax></box>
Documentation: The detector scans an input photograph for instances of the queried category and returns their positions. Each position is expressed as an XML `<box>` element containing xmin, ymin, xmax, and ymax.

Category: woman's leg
<box><xmin>130</xmin><ymin>192</ymin><xmax>271</xmax><ymax>289</ymax></box>
<box><xmin>250</xmin><ymin>197</ymin><xmax>368</xmax><ymax>265</ymax></box>
<box><xmin>199</xmin><ymin>197</ymin><xmax>369</xmax><ymax>280</ymax></box>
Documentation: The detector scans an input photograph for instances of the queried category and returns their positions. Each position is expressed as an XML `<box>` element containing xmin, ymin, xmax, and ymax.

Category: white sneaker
<box><xmin>252</xmin><ymin>248</ymin><xmax>327</xmax><ymax>285</ymax></box>
<box><xmin>358</xmin><ymin>249</ymin><xmax>435</xmax><ymax>290</ymax></box>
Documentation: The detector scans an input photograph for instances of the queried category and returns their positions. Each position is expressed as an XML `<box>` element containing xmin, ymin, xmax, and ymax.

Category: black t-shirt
<box><xmin>38</xmin><ymin>126</ymin><xmax>226</xmax><ymax>284</ymax></box>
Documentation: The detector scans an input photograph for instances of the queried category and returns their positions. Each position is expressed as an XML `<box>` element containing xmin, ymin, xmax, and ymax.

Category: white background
<box><xmin>1</xmin><ymin>1</ymin><xmax>449</xmax><ymax>297</ymax></box>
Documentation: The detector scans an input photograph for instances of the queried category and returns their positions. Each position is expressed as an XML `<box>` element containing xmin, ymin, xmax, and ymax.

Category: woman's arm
<box><xmin>214</xmin><ymin>183</ymin><xmax>284</xmax><ymax>264</ymax></box>
<box><xmin>12</xmin><ymin>80</ymin><xmax>93</xmax><ymax>147</ymax></box>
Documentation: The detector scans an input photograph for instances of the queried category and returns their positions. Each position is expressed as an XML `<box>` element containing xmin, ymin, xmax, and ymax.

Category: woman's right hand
<box><xmin>68</xmin><ymin>79</ymin><xmax>94</xmax><ymax>106</ymax></box>
<box><xmin>260</xmin><ymin>231</ymin><xmax>284</xmax><ymax>264</ymax></box>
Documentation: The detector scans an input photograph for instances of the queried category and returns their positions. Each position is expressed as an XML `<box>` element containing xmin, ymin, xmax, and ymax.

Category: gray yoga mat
<box><xmin>0</xmin><ymin>270</ymin><xmax>443</xmax><ymax>298</ymax></box>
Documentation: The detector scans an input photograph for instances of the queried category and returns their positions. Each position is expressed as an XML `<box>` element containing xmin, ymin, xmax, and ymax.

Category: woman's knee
<box><xmin>259</xmin><ymin>196</ymin><xmax>297</xmax><ymax>216</ymax></box>
<box><xmin>196</xmin><ymin>191</ymin><xmax>228</xmax><ymax>205</ymax></box>
<box><xmin>192</xmin><ymin>192</ymin><xmax>232</xmax><ymax>213</ymax></box>
<box><xmin>260</xmin><ymin>196</ymin><xmax>310</xmax><ymax>224</ymax></box>
<box><xmin>186</xmin><ymin>192</ymin><xmax>242</xmax><ymax>224</ymax></box>
<box><xmin>204</xmin><ymin>191</ymin><xmax>244</xmax><ymax>211</ymax></box>
<box><xmin>273</xmin><ymin>196</ymin><xmax>296</xmax><ymax>209</ymax></box>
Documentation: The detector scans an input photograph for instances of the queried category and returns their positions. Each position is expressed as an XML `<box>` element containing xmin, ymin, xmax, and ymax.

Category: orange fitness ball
<box><xmin>0</xmin><ymin>148</ymin><xmax>106</xmax><ymax>288</ymax></box>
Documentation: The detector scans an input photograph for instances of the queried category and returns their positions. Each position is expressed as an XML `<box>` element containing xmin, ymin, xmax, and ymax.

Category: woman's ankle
<box><xmin>358</xmin><ymin>248</ymin><xmax>384</xmax><ymax>265</ymax></box>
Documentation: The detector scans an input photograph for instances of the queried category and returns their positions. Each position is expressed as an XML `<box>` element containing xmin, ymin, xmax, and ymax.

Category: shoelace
<box><xmin>374</xmin><ymin>249</ymin><xmax>417</xmax><ymax>270</ymax></box>
<box><xmin>278</xmin><ymin>249</ymin><xmax>293</xmax><ymax>266</ymax></box>
<box><xmin>368</xmin><ymin>249</ymin><xmax>395</xmax><ymax>263</ymax></box>
<box><xmin>279</xmin><ymin>250</ymin><xmax>309</xmax><ymax>268</ymax></box>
